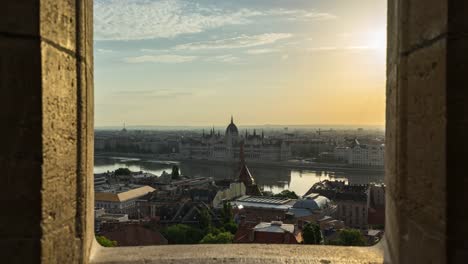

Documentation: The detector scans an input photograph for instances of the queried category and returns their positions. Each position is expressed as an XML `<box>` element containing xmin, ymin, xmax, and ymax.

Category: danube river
<box><xmin>94</xmin><ymin>156</ymin><xmax>384</xmax><ymax>196</ymax></box>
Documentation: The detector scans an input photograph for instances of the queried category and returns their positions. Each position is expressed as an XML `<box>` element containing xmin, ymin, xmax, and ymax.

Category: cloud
<box><xmin>113</xmin><ymin>88</ymin><xmax>192</xmax><ymax>99</ymax></box>
<box><xmin>205</xmin><ymin>55</ymin><xmax>240</xmax><ymax>63</ymax></box>
<box><xmin>266</xmin><ymin>9</ymin><xmax>337</xmax><ymax>21</ymax></box>
<box><xmin>94</xmin><ymin>0</ymin><xmax>335</xmax><ymax>41</ymax></box>
<box><xmin>124</xmin><ymin>54</ymin><xmax>197</xmax><ymax>63</ymax></box>
<box><xmin>96</xmin><ymin>48</ymin><xmax>114</xmax><ymax>53</ymax></box>
<box><xmin>95</xmin><ymin>0</ymin><xmax>258</xmax><ymax>41</ymax></box>
<box><xmin>175</xmin><ymin>33</ymin><xmax>292</xmax><ymax>50</ymax></box>
<box><xmin>308</xmin><ymin>46</ymin><xmax>338</xmax><ymax>52</ymax></box>
<box><xmin>140</xmin><ymin>48</ymin><xmax>171</xmax><ymax>53</ymax></box>
<box><xmin>246</xmin><ymin>48</ymin><xmax>279</xmax><ymax>55</ymax></box>
<box><xmin>346</xmin><ymin>46</ymin><xmax>372</xmax><ymax>50</ymax></box>
<box><xmin>307</xmin><ymin>46</ymin><xmax>374</xmax><ymax>52</ymax></box>
<box><xmin>281</xmin><ymin>54</ymin><xmax>289</xmax><ymax>60</ymax></box>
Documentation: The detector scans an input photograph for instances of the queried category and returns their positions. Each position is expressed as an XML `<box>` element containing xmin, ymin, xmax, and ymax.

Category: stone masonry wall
<box><xmin>386</xmin><ymin>0</ymin><xmax>468</xmax><ymax>263</ymax></box>
<box><xmin>0</xmin><ymin>1</ymin><xmax>93</xmax><ymax>263</ymax></box>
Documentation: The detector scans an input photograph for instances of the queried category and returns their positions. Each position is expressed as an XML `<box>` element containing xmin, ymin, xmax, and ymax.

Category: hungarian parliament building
<box><xmin>179</xmin><ymin>117</ymin><xmax>292</xmax><ymax>161</ymax></box>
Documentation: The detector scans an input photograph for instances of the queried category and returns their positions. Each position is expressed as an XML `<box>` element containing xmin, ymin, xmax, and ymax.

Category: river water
<box><xmin>94</xmin><ymin>156</ymin><xmax>384</xmax><ymax>196</ymax></box>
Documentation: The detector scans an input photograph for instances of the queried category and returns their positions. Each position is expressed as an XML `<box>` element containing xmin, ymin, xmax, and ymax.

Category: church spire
<box><xmin>231</xmin><ymin>115</ymin><xmax>234</xmax><ymax>124</ymax></box>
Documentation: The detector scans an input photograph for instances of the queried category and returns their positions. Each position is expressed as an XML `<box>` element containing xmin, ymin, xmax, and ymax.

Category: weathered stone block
<box><xmin>41</xmin><ymin>223</ymin><xmax>80</xmax><ymax>264</ymax></box>
<box><xmin>403</xmin><ymin>0</ymin><xmax>448</xmax><ymax>52</ymax></box>
<box><xmin>40</xmin><ymin>0</ymin><xmax>76</xmax><ymax>52</ymax></box>
<box><xmin>41</xmin><ymin>41</ymin><xmax>78</xmax><ymax>231</ymax></box>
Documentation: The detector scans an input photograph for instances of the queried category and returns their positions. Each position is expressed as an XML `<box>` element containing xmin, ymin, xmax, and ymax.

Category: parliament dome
<box><xmin>225</xmin><ymin>116</ymin><xmax>239</xmax><ymax>135</ymax></box>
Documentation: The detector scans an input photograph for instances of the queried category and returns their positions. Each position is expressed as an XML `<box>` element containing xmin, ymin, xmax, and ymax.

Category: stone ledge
<box><xmin>90</xmin><ymin>242</ymin><xmax>384</xmax><ymax>264</ymax></box>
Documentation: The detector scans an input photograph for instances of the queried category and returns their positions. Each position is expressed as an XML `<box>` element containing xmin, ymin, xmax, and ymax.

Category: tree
<box><xmin>171</xmin><ymin>165</ymin><xmax>180</xmax><ymax>180</ymax></box>
<box><xmin>96</xmin><ymin>235</ymin><xmax>118</xmax><ymax>247</ymax></box>
<box><xmin>163</xmin><ymin>224</ymin><xmax>204</xmax><ymax>244</ymax></box>
<box><xmin>302</xmin><ymin>223</ymin><xmax>322</xmax><ymax>244</ymax></box>
<box><xmin>221</xmin><ymin>202</ymin><xmax>233</xmax><ymax>223</ymax></box>
<box><xmin>336</xmin><ymin>229</ymin><xmax>366</xmax><ymax>246</ymax></box>
<box><xmin>222</xmin><ymin>221</ymin><xmax>238</xmax><ymax>235</ymax></box>
<box><xmin>199</xmin><ymin>208</ymin><xmax>212</xmax><ymax>230</ymax></box>
<box><xmin>199</xmin><ymin>232</ymin><xmax>234</xmax><ymax>244</ymax></box>
<box><xmin>114</xmin><ymin>168</ymin><xmax>131</xmax><ymax>176</ymax></box>
<box><xmin>273</xmin><ymin>190</ymin><xmax>299</xmax><ymax>199</ymax></box>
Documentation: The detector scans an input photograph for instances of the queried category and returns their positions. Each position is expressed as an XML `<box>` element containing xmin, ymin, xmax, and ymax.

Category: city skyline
<box><xmin>95</xmin><ymin>0</ymin><xmax>387</xmax><ymax>127</ymax></box>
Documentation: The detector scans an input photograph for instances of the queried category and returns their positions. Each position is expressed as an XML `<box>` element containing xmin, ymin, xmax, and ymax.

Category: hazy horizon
<box><xmin>95</xmin><ymin>0</ymin><xmax>387</xmax><ymax>127</ymax></box>
<box><xmin>95</xmin><ymin>122</ymin><xmax>385</xmax><ymax>131</ymax></box>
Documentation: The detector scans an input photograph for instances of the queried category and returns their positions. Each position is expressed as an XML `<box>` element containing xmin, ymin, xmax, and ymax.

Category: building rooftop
<box><xmin>95</xmin><ymin>186</ymin><xmax>156</xmax><ymax>202</ymax></box>
<box><xmin>254</xmin><ymin>221</ymin><xmax>295</xmax><ymax>233</ymax></box>
<box><xmin>237</xmin><ymin>196</ymin><xmax>292</xmax><ymax>205</ymax></box>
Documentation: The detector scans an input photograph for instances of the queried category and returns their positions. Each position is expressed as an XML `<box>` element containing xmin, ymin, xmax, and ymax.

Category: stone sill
<box><xmin>90</xmin><ymin>241</ymin><xmax>384</xmax><ymax>264</ymax></box>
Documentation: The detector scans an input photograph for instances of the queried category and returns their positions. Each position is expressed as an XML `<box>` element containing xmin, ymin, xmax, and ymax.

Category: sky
<box><xmin>94</xmin><ymin>0</ymin><xmax>387</xmax><ymax>127</ymax></box>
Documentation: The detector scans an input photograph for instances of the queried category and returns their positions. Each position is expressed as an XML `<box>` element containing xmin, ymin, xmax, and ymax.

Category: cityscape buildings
<box><xmin>179</xmin><ymin>117</ymin><xmax>292</xmax><ymax>161</ymax></box>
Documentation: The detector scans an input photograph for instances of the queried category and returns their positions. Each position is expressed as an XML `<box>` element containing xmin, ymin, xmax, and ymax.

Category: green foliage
<box><xmin>163</xmin><ymin>224</ymin><xmax>205</xmax><ymax>244</ymax></box>
<box><xmin>221</xmin><ymin>202</ymin><xmax>233</xmax><ymax>223</ymax></box>
<box><xmin>372</xmin><ymin>224</ymin><xmax>385</xmax><ymax>230</ymax></box>
<box><xmin>199</xmin><ymin>208</ymin><xmax>212</xmax><ymax>230</ymax></box>
<box><xmin>114</xmin><ymin>168</ymin><xmax>131</xmax><ymax>176</ymax></box>
<box><xmin>96</xmin><ymin>235</ymin><xmax>118</xmax><ymax>247</ymax></box>
<box><xmin>199</xmin><ymin>232</ymin><xmax>234</xmax><ymax>244</ymax></box>
<box><xmin>171</xmin><ymin>165</ymin><xmax>180</xmax><ymax>180</ymax></box>
<box><xmin>302</xmin><ymin>223</ymin><xmax>322</xmax><ymax>244</ymax></box>
<box><xmin>336</xmin><ymin>229</ymin><xmax>366</xmax><ymax>246</ymax></box>
<box><xmin>273</xmin><ymin>190</ymin><xmax>299</xmax><ymax>199</ymax></box>
<box><xmin>222</xmin><ymin>221</ymin><xmax>238</xmax><ymax>235</ymax></box>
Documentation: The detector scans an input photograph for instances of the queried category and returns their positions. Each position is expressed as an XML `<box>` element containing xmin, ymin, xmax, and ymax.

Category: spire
<box><xmin>253</xmin><ymin>129</ymin><xmax>256</xmax><ymax>136</ymax></box>
<box><xmin>262</xmin><ymin>130</ymin><xmax>265</xmax><ymax>139</ymax></box>
<box><xmin>231</xmin><ymin>115</ymin><xmax>234</xmax><ymax>124</ymax></box>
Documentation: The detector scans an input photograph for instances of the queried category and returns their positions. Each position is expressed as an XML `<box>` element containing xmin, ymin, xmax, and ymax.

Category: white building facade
<box><xmin>333</xmin><ymin>139</ymin><xmax>384</xmax><ymax>168</ymax></box>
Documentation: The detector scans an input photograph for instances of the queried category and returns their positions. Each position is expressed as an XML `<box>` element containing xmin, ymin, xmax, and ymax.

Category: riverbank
<box><xmin>95</xmin><ymin>152</ymin><xmax>384</xmax><ymax>173</ymax></box>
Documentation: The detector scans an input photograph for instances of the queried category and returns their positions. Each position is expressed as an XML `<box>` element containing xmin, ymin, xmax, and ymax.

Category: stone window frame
<box><xmin>3</xmin><ymin>0</ymin><xmax>463</xmax><ymax>262</ymax></box>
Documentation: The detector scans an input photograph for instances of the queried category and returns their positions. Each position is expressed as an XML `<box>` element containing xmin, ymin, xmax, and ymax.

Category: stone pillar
<box><xmin>0</xmin><ymin>0</ymin><xmax>93</xmax><ymax>263</ymax></box>
<box><xmin>386</xmin><ymin>0</ymin><xmax>468</xmax><ymax>263</ymax></box>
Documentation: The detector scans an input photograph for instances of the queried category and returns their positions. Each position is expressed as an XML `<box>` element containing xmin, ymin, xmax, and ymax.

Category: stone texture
<box><xmin>386</xmin><ymin>0</ymin><xmax>468</xmax><ymax>263</ymax></box>
<box><xmin>40</xmin><ymin>0</ymin><xmax>76</xmax><ymax>52</ymax></box>
<box><xmin>0</xmin><ymin>0</ymin><xmax>93</xmax><ymax>263</ymax></box>
<box><xmin>402</xmin><ymin>0</ymin><xmax>448</xmax><ymax>53</ymax></box>
<box><xmin>91</xmin><ymin>244</ymin><xmax>384</xmax><ymax>264</ymax></box>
